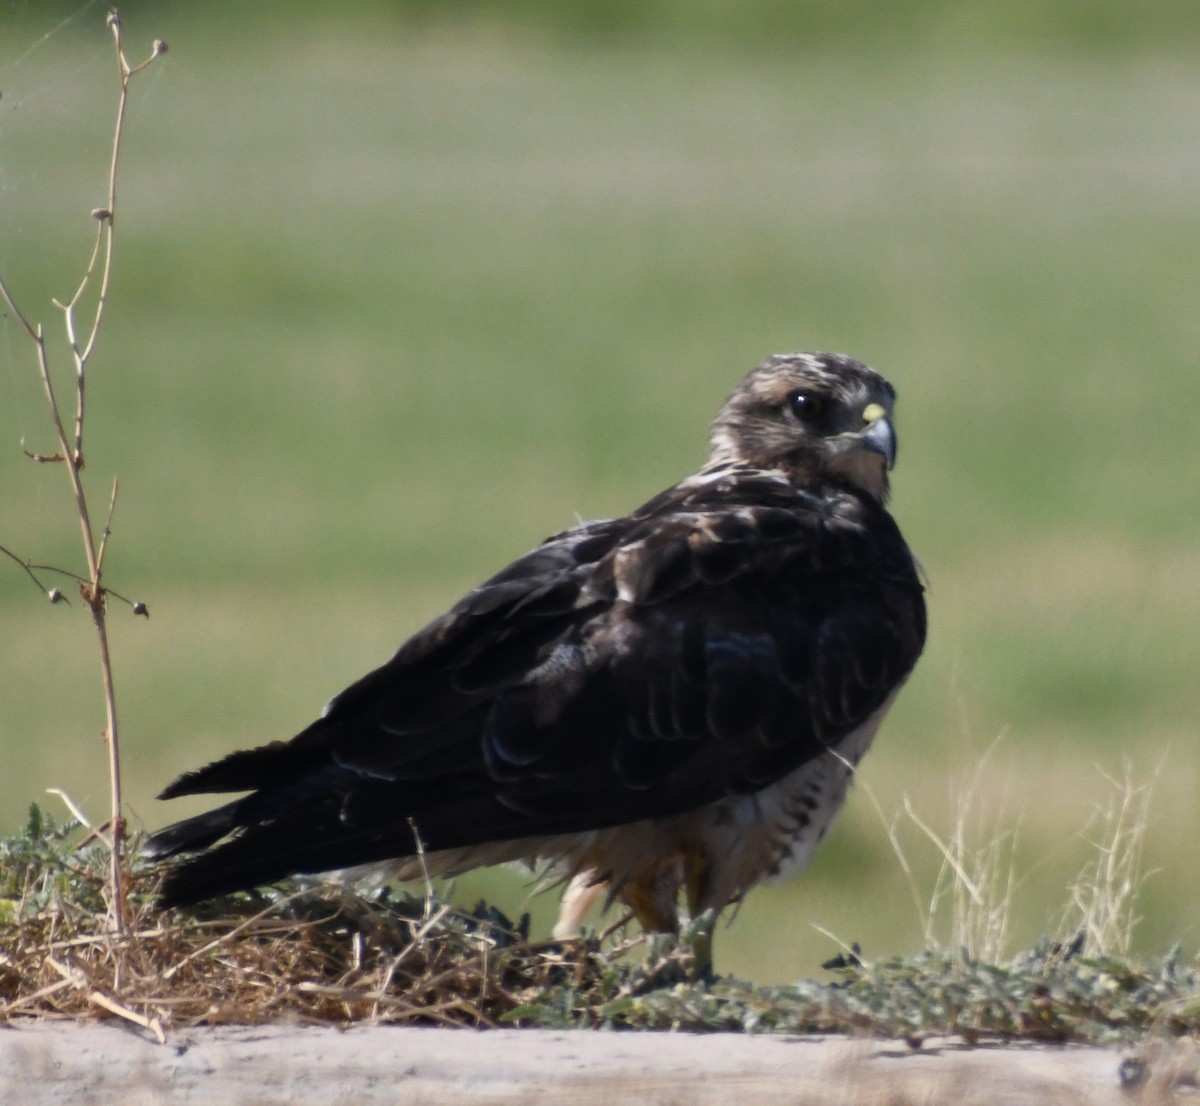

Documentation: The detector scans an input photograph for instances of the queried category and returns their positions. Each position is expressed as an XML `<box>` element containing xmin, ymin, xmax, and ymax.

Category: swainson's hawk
<box><xmin>148</xmin><ymin>352</ymin><xmax>926</xmax><ymax>963</ymax></box>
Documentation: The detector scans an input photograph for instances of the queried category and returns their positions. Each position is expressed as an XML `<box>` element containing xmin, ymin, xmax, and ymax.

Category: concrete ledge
<box><xmin>1</xmin><ymin>1022</ymin><xmax>1139</xmax><ymax>1106</ymax></box>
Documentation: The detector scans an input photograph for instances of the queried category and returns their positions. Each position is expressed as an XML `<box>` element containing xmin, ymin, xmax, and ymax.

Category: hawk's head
<box><xmin>709</xmin><ymin>352</ymin><xmax>899</xmax><ymax>503</ymax></box>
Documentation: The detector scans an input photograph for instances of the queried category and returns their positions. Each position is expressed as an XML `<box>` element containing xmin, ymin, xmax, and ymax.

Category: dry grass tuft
<box><xmin>1056</xmin><ymin>762</ymin><xmax>1157</xmax><ymax>960</ymax></box>
<box><xmin>4</xmin><ymin>805</ymin><xmax>1200</xmax><ymax>1044</ymax></box>
<box><xmin>0</xmin><ymin>806</ymin><xmax>696</xmax><ymax>1035</ymax></box>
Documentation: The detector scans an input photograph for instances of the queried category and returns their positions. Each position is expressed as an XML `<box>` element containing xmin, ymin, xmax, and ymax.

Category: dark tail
<box><xmin>147</xmin><ymin>724</ymin><xmax>372</xmax><ymax>907</ymax></box>
<box><xmin>143</xmin><ymin>801</ymin><xmax>244</xmax><ymax>861</ymax></box>
<box><xmin>150</xmin><ymin>806</ymin><xmax>425</xmax><ymax>908</ymax></box>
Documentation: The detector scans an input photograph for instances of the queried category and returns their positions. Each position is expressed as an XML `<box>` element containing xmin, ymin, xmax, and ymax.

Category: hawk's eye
<box><xmin>787</xmin><ymin>391</ymin><xmax>826</xmax><ymax>425</ymax></box>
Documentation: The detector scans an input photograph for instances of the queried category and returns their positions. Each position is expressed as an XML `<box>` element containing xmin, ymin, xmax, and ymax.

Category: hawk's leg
<box><xmin>623</xmin><ymin>878</ymin><xmax>681</xmax><ymax>934</ymax></box>
<box><xmin>684</xmin><ymin>851</ymin><xmax>717</xmax><ymax>981</ymax></box>
<box><xmin>552</xmin><ymin>872</ymin><xmax>607</xmax><ymax>939</ymax></box>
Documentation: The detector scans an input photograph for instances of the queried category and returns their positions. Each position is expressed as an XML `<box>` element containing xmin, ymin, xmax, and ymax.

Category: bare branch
<box><xmin>0</xmin><ymin>7</ymin><xmax>165</xmax><ymax>939</ymax></box>
<box><xmin>0</xmin><ymin>543</ymin><xmax>57</xmax><ymax>596</ymax></box>
<box><xmin>0</xmin><ymin>270</ymin><xmax>39</xmax><ymax>341</ymax></box>
<box><xmin>55</xmin><ymin>219</ymin><xmax>106</xmax><ymax>464</ymax></box>
<box><xmin>0</xmin><ymin>548</ymin><xmax>143</xmax><ymax>612</ymax></box>
<box><xmin>21</xmin><ymin>443</ymin><xmax>67</xmax><ymax>463</ymax></box>
<box><xmin>95</xmin><ymin>477</ymin><xmax>119</xmax><ymax>577</ymax></box>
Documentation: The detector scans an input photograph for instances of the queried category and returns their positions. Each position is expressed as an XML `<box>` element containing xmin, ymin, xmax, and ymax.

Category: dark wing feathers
<box><xmin>150</xmin><ymin>469</ymin><xmax>925</xmax><ymax>906</ymax></box>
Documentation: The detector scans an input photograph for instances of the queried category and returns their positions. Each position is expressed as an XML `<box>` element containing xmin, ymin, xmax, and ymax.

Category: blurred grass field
<box><xmin>2</xmin><ymin>2</ymin><xmax>1199</xmax><ymax>983</ymax></box>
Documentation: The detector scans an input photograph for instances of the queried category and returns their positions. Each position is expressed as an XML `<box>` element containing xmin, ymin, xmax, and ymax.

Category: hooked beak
<box><xmin>859</xmin><ymin>403</ymin><xmax>897</xmax><ymax>470</ymax></box>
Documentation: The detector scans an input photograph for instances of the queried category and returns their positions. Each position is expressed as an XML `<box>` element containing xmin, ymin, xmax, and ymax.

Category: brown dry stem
<box><xmin>0</xmin><ymin>10</ymin><xmax>164</xmax><ymax>938</ymax></box>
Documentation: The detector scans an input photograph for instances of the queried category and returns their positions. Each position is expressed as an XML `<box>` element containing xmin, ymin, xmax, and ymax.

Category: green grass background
<box><xmin>2</xmin><ymin>1</ymin><xmax>1198</xmax><ymax>983</ymax></box>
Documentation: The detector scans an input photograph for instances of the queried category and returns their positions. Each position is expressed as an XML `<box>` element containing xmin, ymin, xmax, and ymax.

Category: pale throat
<box><xmin>828</xmin><ymin>449</ymin><xmax>890</xmax><ymax>502</ymax></box>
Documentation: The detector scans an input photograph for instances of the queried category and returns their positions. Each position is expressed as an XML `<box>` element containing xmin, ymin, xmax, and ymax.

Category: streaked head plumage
<box><xmin>708</xmin><ymin>352</ymin><xmax>899</xmax><ymax>501</ymax></box>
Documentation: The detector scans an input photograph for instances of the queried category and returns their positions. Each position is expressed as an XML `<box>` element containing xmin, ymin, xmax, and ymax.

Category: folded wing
<box><xmin>149</xmin><ymin>467</ymin><xmax>925</xmax><ymax>905</ymax></box>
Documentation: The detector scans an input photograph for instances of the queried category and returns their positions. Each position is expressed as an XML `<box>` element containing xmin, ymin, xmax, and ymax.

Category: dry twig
<box><xmin>0</xmin><ymin>10</ymin><xmax>164</xmax><ymax>936</ymax></box>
